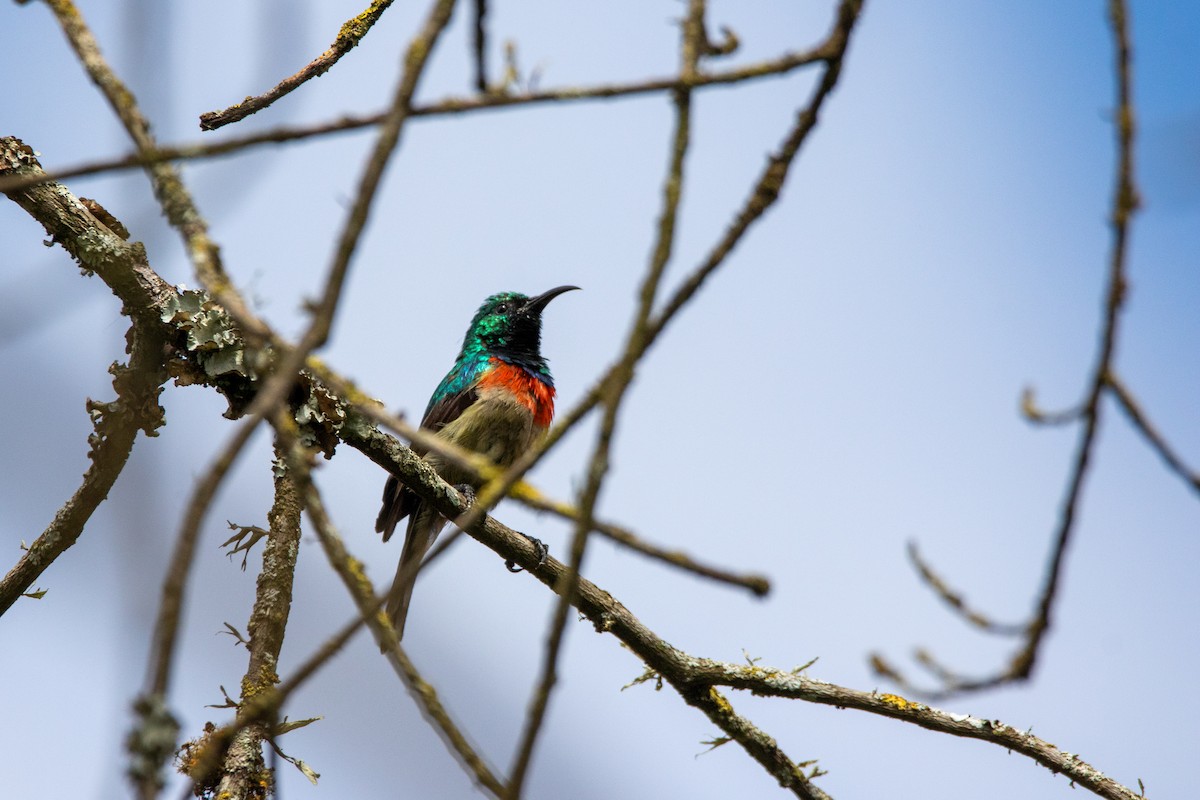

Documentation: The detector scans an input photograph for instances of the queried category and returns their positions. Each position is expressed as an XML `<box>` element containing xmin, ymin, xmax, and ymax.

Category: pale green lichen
<box><xmin>160</xmin><ymin>290</ymin><xmax>257</xmax><ymax>381</ymax></box>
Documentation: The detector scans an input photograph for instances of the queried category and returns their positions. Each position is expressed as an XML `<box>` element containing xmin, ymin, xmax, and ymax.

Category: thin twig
<box><xmin>520</xmin><ymin>492</ymin><xmax>770</xmax><ymax>596</ymax></box>
<box><xmin>904</xmin><ymin>542</ymin><xmax>1025</xmax><ymax>635</ymax></box>
<box><xmin>0</xmin><ymin>43</ymin><xmax>837</xmax><ymax>196</ymax></box>
<box><xmin>303</xmin><ymin>482</ymin><xmax>505</xmax><ymax>796</ymax></box>
<box><xmin>199</xmin><ymin>0</ymin><xmax>397</xmax><ymax>130</ymax></box>
<box><xmin>473</xmin><ymin>0</ymin><xmax>488</xmax><ymax>92</ymax></box>
<box><xmin>1106</xmin><ymin>372</ymin><xmax>1200</xmax><ymax>495</ymax></box>
<box><xmin>148</xmin><ymin>418</ymin><xmax>262</xmax><ymax>699</ymax></box>
<box><xmin>688</xmin><ymin>665</ymin><xmax>1143</xmax><ymax>800</ymax></box>
<box><xmin>876</xmin><ymin>0</ymin><xmax>1141</xmax><ymax>699</ymax></box>
<box><xmin>1020</xmin><ymin>386</ymin><xmax>1088</xmax><ymax>426</ymax></box>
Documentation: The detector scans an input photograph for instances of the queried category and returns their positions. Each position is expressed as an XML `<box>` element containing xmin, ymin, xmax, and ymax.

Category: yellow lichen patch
<box><xmin>708</xmin><ymin>687</ymin><xmax>733</xmax><ymax>714</ymax></box>
<box><xmin>879</xmin><ymin>693</ymin><xmax>913</xmax><ymax>711</ymax></box>
<box><xmin>508</xmin><ymin>479</ymin><xmax>546</xmax><ymax>503</ymax></box>
<box><xmin>346</xmin><ymin>555</ymin><xmax>371</xmax><ymax>593</ymax></box>
<box><xmin>241</xmin><ymin>665</ymin><xmax>281</xmax><ymax>700</ymax></box>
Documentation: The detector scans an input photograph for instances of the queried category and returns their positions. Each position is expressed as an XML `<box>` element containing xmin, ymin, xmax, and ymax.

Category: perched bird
<box><xmin>376</xmin><ymin>286</ymin><xmax>579</xmax><ymax>641</ymax></box>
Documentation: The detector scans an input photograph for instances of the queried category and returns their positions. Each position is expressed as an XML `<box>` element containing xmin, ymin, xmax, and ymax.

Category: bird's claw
<box><xmin>505</xmin><ymin>534</ymin><xmax>549</xmax><ymax>573</ymax></box>
<box><xmin>453</xmin><ymin>483</ymin><xmax>477</xmax><ymax>507</ymax></box>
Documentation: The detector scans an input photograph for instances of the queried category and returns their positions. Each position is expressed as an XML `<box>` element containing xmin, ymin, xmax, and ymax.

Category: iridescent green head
<box><xmin>461</xmin><ymin>285</ymin><xmax>579</xmax><ymax>363</ymax></box>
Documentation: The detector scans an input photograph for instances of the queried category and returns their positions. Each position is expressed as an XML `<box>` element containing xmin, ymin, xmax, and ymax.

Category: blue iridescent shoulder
<box><xmin>425</xmin><ymin>354</ymin><xmax>487</xmax><ymax>413</ymax></box>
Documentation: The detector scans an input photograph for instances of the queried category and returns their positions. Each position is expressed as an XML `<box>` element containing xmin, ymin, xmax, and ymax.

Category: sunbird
<box><xmin>376</xmin><ymin>286</ymin><xmax>579</xmax><ymax>641</ymax></box>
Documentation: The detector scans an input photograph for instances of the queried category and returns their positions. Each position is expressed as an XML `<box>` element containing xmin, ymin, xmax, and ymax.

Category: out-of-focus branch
<box><xmin>902</xmin><ymin>542</ymin><xmax>1025</xmax><ymax>635</ymax></box>
<box><xmin>147</xmin><ymin>3</ymin><xmax>459</xmax><ymax>764</ymax></box>
<box><xmin>0</xmin><ymin>42</ymin><xmax>839</xmax><ymax>197</ymax></box>
<box><xmin>0</xmin><ymin>140</ymin><xmax>168</xmax><ymax>616</ymax></box>
<box><xmin>452</xmin><ymin>0</ymin><xmax>864</xmax><ymax>563</ymax></box>
<box><xmin>303</xmin><ymin>482</ymin><xmax>506</xmax><ymax>796</ymax></box>
<box><xmin>874</xmin><ymin>0</ymin><xmax>1142</xmax><ymax>699</ymax></box>
<box><xmin>520</xmin><ymin>491</ymin><xmax>771</xmax><ymax>596</ymax></box>
<box><xmin>199</xmin><ymin>0</ymin><xmax>397</xmax><ymax>130</ymax></box>
<box><xmin>504</xmin><ymin>1</ymin><xmax>714</xmax><ymax>794</ymax></box>
<box><xmin>40</xmin><ymin>0</ymin><xmax>268</xmax><ymax>343</ymax></box>
<box><xmin>472</xmin><ymin>0</ymin><xmax>488</xmax><ymax>92</ymax></box>
<box><xmin>1106</xmin><ymin>372</ymin><xmax>1200</xmax><ymax>496</ymax></box>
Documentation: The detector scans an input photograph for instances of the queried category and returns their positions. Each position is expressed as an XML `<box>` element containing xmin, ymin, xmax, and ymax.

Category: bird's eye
<box><xmin>495</xmin><ymin>302</ymin><xmax>511</xmax><ymax>314</ymax></box>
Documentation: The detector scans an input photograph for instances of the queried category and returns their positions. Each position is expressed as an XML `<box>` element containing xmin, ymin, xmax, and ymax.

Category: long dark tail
<box><xmin>382</xmin><ymin>504</ymin><xmax>445</xmax><ymax>649</ymax></box>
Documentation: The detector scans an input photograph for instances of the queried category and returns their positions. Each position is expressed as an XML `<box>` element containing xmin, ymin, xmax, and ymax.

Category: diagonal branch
<box><xmin>303</xmin><ymin>480</ymin><xmax>506</xmax><ymax>796</ymax></box>
<box><xmin>0</xmin><ymin>140</ymin><xmax>168</xmax><ymax>617</ymax></box>
<box><xmin>200</xmin><ymin>0</ymin><xmax>397</xmax><ymax>130</ymax></box>
<box><xmin>1105</xmin><ymin>371</ymin><xmax>1200</xmax><ymax>496</ymax></box>
<box><xmin>341</xmin><ymin>423</ymin><xmax>1139</xmax><ymax>800</ymax></box>
<box><xmin>39</xmin><ymin>0</ymin><xmax>269</xmax><ymax>345</ymax></box>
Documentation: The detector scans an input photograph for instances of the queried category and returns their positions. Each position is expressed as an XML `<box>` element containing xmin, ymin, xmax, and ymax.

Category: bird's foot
<box><xmin>453</xmin><ymin>483</ymin><xmax>477</xmax><ymax>507</ymax></box>
<box><xmin>505</xmin><ymin>534</ymin><xmax>549</xmax><ymax>573</ymax></box>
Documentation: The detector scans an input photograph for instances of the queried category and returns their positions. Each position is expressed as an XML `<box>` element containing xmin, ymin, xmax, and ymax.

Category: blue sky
<box><xmin>2</xmin><ymin>2</ymin><xmax>1198</xmax><ymax>798</ymax></box>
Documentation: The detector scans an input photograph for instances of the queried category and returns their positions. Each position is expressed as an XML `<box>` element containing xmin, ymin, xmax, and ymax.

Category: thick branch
<box><xmin>341</xmin><ymin>422</ymin><xmax>1138</xmax><ymax>800</ymax></box>
<box><xmin>211</xmin><ymin>440</ymin><xmax>304</xmax><ymax>798</ymax></box>
<box><xmin>0</xmin><ymin>139</ymin><xmax>168</xmax><ymax>616</ymax></box>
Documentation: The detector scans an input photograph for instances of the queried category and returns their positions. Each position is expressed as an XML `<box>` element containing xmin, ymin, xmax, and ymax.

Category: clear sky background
<box><xmin>2</xmin><ymin>2</ymin><xmax>1198</xmax><ymax>798</ymax></box>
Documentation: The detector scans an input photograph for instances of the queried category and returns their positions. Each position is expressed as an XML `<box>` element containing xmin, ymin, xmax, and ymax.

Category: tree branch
<box><xmin>0</xmin><ymin>40</ymin><xmax>839</xmax><ymax>197</ymax></box>
<box><xmin>209</xmin><ymin>438</ymin><xmax>305</xmax><ymax>798</ymax></box>
<box><xmin>199</xmin><ymin>0</ymin><xmax>397</xmax><ymax>130</ymax></box>
<box><xmin>1105</xmin><ymin>372</ymin><xmax>1200</xmax><ymax>496</ymax></box>
<box><xmin>0</xmin><ymin>139</ymin><xmax>168</xmax><ymax>617</ymax></box>
<box><xmin>875</xmin><ymin>0</ymin><xmax>1143</xmax><ymax>699</ymax></box>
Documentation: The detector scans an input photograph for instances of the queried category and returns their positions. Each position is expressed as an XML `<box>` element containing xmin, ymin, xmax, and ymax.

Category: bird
<box><xmin>375</xmin><ymin>285</ymin><xmax>579</xmax><ymax>642</ymax></box>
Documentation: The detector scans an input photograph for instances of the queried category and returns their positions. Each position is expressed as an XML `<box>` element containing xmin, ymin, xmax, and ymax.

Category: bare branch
<box><xmin>520</xmin><ymin>491</ymin><xmax>771</xmax><ymax>596</ymax></box>
<box><xmin>472</xmin><ymin>0</ymin><xmax>489</xmax><ymax>92</ymax></box>
<box><xmin>876</xmin><ymin>0</ymin><xmax>1142</xmax><ymax>699</ymax></box>
<box><xmin>506</xmin><ymin>1</ymin><xmax>710</xmax><ymax>790</ymax></box>
<box><xmin>904</xmin><ymin>541</ymin><xmax>1025</xmax><ymax>635</ymax></box>
<box><xmin>199</xmin><ymin>0</ymin><xmax>397</xmax><ymax>130</ymax></box>
<box><xmin>209</xmin><ymin>439</ymin><xmax>305</xmax><ymax>798</ymax></box>
<box><xmin>0</xmin><ymin>42</ymin><xmax>838</xmax><ymax>197</ymax></box>
<box><xmin>41</xmin><ymin>0</ymin><xmax>268</xmax><ymax>345</ymax></box>
<box><xmin>1106</xmin><ymin>372</ymin><xmax>1200</xmax><ymax>495</ymax></box>
<box><xmin>303</xmin><ymin>482</ymin><xmax>506</xmax><ymax>796</ymax></box>
<box><xmin>690</xmin><ymin>665</ymin><xmax>1143</xmax><ymax>800</ymax></box>
<box><xmin>0</xmin><ymin>140</ymin><xmax>167</xmax><ymax>616</ymax></box>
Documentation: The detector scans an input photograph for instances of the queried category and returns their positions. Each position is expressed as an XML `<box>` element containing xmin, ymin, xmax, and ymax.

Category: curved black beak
<box><xmin>523</xmin><ymin>285</ymin><xmax>580</xmax><ymax>316</ymax></box>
